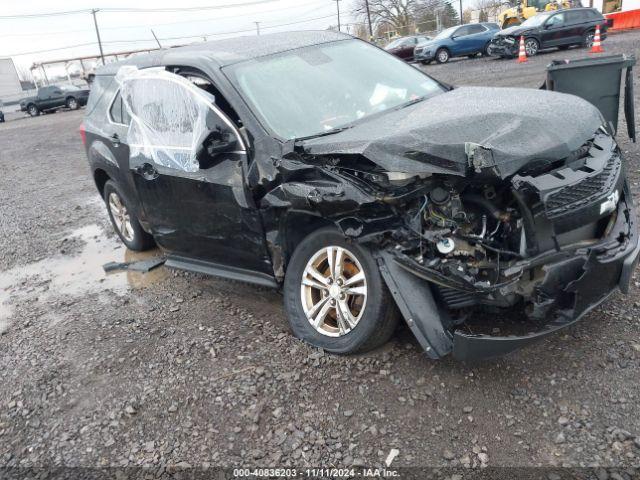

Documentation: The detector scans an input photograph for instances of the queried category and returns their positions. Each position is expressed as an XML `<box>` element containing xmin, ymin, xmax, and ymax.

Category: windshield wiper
<box><xmin>295</xmin><ymin>124</ymin><xmax>354</xmax><ymax>142</ymax></box>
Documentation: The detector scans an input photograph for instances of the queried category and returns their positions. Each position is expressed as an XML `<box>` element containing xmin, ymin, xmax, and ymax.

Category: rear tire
<box><xmin>66</xmin><ymin>97</ymin><xmax>79</xmax><ymax>110</ymax></box>
<box><xmin>583</xmin><ymin>30</ymin><xmax>595</xmax><ymax>48</ymax></box>
<box><xmin>103</xmin><ymin>180</ymin><xmax>155</xmax><ymax>251</ymax></box>
<box><xmin>283</xmin><ymin>228</ymin><xmax>398</xmax><ymax>354</ymax></box>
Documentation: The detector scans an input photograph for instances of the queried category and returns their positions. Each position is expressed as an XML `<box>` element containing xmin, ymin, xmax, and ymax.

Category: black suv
<box><xmin>82</xmin><ymin>31</ymin><xmax>639</xmax><ymax>360</ymax></box>
<box><xmin>490</xmin><ymin>8</ymin><xmax>607</xmax><ymax>57</ymax></box>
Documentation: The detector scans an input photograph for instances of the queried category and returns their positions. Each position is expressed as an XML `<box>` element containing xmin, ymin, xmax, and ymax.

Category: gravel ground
<box><xmin>1</xmin><ymin>31</ymin><xmax>640</xmax><ymax>475</ymax></box>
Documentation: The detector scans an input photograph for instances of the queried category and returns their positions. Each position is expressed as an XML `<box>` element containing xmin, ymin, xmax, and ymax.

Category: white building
<box><xmin>0</xmin><ymin>58</ymin><xmax>22</xmax><ymax>100</ymax></box>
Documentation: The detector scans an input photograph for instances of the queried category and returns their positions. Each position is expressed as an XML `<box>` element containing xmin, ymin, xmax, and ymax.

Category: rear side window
<box><xmin>109</xmin><ymin>91</ymin><xmax>131</xmax><ymax>125</ymax></box>
<box><xmin>86</xmin><ymin>75</ymin><xmax>114</xmax><ymax>115</ymax></box>
<box><xmin>566</xmin><ymin>10</ymin><xmax>587</xmax><ymax>22</ymax></box>
<box><xmin>467</xmin><ymin>24</ymin><xmax>486</xmax><ymax>34</ymax></box>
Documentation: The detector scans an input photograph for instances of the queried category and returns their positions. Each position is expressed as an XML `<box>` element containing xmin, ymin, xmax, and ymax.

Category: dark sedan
<box><xmin>489</xmin><ymin>7</ymin><xmax>607</xmax><ymax>57</ymax></box>
<box><xmin>384</xmin><ymin>35</ymin><xmax>432</xmax><ymax>61</ymax></box>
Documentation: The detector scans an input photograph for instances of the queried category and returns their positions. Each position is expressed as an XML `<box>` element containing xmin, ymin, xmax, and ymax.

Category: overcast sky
<box><xmin>1</xmin><ymin>0</ymin><xmax>358</xmax><ymax>79</ymax></box>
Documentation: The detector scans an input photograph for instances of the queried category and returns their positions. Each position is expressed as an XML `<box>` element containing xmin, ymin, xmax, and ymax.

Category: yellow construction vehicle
<box><xmin>498</xmin><ymin>0</ymin><xmax>576</xmax><ymax>28</ymax></box>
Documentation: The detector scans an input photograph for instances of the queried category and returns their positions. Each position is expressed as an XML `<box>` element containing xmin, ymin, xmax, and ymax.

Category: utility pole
<box><xmin>364</xmin><ymin>0</ymin><xmax>373</xmax><ymax>40</ymax></box>
<box><xmin>151</xmin><ymin>29</ymin><xmax>162</xmax><ymax>49</ymax></box>
<box><xmin>91</xmin><ymin>9</ymin><xmax>105</xmax><ymax>65</ymax></box>
<box><xmin>254</xmin><ymin>21</ymin><xmax>261</xmax><ymax>35</ymax></box>
<box><xmin>333</xmin><ymin>0</ymin><xmax>341</xmax><ymax>32</ymax></box>
<box><xmin>459</xmin><ymin>0</ymin><xmax>464</xmax><ymax>24</ymax></box>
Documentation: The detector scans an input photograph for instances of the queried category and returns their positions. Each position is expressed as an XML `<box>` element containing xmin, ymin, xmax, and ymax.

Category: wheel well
<box><xmin>66</xmin><ymin>96</ymin><xmax>76</xmax><ymax>102</ymax></box>
<box><xmin>283</xmin><ymin>213</ymin><xmax>334</xmax><ymax>262</ymax></box>
<box><xmin>94</xmin><ymin>168</ymin><xmax>110</xmax><ymax>199</ymax></box>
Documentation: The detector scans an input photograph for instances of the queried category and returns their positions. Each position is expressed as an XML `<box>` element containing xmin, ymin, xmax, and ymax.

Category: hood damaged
<box><xmin>298</xmin><ymin>87</ymin><xmax>603</xmax><ymax>179</ymax></box>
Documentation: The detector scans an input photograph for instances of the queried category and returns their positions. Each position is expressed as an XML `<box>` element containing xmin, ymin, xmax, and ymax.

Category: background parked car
<box><xmin>414</xmin><ymin>22</ymin><xmax>500</xmax><ymax>64</ymax></box>
<box><xmin>19</xmin><ymin>84</ymin><xmax>90</xmax><ymax>117</ymax></box>
<box><xmin>489</xmin><ymin>8</ymin><xmax>606</xmax><ymax>57</ymax></box>
<box><xmin>384</xmin><ymin>35</ymin><xmax>432</xmax><ymax>61</ymax></box>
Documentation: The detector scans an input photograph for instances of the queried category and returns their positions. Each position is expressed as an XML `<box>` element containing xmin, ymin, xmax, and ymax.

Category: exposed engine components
<box><xmin>436</xmin><ymin>237</ymin><xmax>455</xmax><ymax>254</ymax></box>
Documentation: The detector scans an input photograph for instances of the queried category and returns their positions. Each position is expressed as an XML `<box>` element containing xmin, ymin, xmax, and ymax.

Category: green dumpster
<box><xmin>544</xmin><ymin>54</ymin><xmax>636</xmax><ymax>142</ymax></box>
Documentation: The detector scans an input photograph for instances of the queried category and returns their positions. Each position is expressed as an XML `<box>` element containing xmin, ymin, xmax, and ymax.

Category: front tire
<box><xmin>435</xmin><ymin>48</ymin><xmax>450</xmax><ymax>64</ymax></box>
<box><xmin>524</xmin><ymin>38</ymin><xmax>539</xmax><ymax>56</ymax></box>
<box><xmin>27</xmin><ymin>104</ymin><xmax>39</xmax><ymax>117</ymax></box>
<box><xmin>283</xmin><ymin>228</ymin><xmax>398</xmax><ymax>354</ymax></box>
<box><xmin>103</xmin><ymin>180</ymin><xmax>155</xmax><ymax>251</ymax></box>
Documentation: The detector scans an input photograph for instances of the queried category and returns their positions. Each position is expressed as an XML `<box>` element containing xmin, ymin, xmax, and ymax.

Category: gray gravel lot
<box><xmin>1</xmin><ymin>31</ymin><xmax>640</xmax><ymax>473</ymax></box>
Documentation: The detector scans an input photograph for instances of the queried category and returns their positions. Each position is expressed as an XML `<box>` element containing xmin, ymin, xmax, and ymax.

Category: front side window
<box><xmin>546</xmin><ymin>12</ymin><xmax>565</xmax><ymax>26</ymax></box>
<box><xmin>225</xmin><ymin>39</ymin><xmax>444</xmax><ymax>139</ymax></box>
<box><xmin>116</xmin><ymin>67</ymin><xmax>240</xmax><ymax>172</ymax></box>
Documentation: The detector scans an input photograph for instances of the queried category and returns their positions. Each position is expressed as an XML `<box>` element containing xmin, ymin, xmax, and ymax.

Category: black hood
<box><xmin>497</xmin><ymin>24</ymin><xmax>538</xmax><ymax>37</ymax></box>
<box><xmin>299</xmin><ymin>86</ymin><xmax>603</xmax><ymax>179</ymax></box>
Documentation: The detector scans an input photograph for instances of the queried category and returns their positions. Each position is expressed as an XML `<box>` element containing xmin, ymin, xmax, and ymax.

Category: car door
<box><xmin>49</xmin><ymin>87</ymin><xmax>65</xmax><ymax>109</ymax></box>
<box><xmin>540</xmin><ymin>12</ymin><xmax>569</xmax><ymax>47</ymax></box>
<box><xmin>465</xmin><ymin>24</ymin><xmax>490</xmax><ymax>53</ymax></box>
<box><xmin>118</xmin><ymin>68</ymin><xmax>272</xmax><ymax>274</ymax></box>
<box><xmin>398</xmin><ymin>38</ymin><xmax>415</xmax><ymax>59</ymax></box>
<box><xmin>450</xmin><ymin>26</ymin><xmax>472</xmax><ymax>55</ymax></box>
<box><xmin>37</xmin><ymin>87</ymin><xmax>52</xmax><ymax>109</ymax></box>
<box><xmin>560</xmin><ymin>10</ymin><xmax>585</xmax><ymax>45</ymax></box>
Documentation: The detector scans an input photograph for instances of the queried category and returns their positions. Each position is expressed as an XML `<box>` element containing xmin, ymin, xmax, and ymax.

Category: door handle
<box><xmin>136</xmin><ymin>163</ymin><xmax>159</xmax><ymax>181</ymax></box>
<box><xmin>109</xmin><ymin>133</ymin><xmax>120</xmax><ymax>147</ymax></box>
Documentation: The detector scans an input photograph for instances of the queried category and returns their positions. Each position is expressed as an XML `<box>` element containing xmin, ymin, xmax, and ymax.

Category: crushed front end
<box><xmin>375</xmin><ymin>129</ymin><xmax>639</xmax><ymax>360</ymax></box>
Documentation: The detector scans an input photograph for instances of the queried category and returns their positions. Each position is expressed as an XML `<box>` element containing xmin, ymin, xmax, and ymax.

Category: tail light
<box><xmin>79</xmin><ymin>123</ymin><xmax>86</xmax><ymax>146</ymax></box>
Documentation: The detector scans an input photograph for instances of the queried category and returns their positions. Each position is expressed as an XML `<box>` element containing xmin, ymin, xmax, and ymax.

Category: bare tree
<box><xmin>473</xmin><ymin>0</ymin><xmax>507</xmax><ymax>20</ymax></box>
<box><xmin>353</xmin><ymin>0</ymin><xmax>421</xmax><ymax>35</ymax></box>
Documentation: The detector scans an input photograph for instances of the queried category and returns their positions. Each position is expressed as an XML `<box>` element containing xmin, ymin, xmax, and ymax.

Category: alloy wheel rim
<box><xmin>69</xmin><ymin>99</ymin><xmax>77</xmax><ymax>109</ymax></box>
<box><xmin>525</xmin><ymin>40</ymin><xmax>538</xmax><ymax>56</ymax></box>
<box><xmin>300</xmin><ymin>246</ymin><xmax>367</xmax><ymax>337</ymax></box>
<box><xmin>438</xmin><ymin>51</ymin><xmax>448</xmax><ymax>62</ymax></box>
<box><xmin>108</xmin><ymin>192</ymin><xmax>135</xmax><ymax>242</ymax></box>
<box><xmin>586</xmin><ymin>33</ymin><xmax>594</xmax><ymax>47</ymax></box>
<box><xmin>29</xmin><ymin>106</ymin><xmax>37</xmax><ymax>115</ymax></box>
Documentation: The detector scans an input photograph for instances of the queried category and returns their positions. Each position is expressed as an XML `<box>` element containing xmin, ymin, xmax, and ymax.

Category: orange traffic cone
<box><xmin>590</xmin><ymin>25</ymin><xmax>604</xmax><ymax>53</ymax></box>
<box><xmin>517</xmin><ymin>36</ymin><xmax>527</xmax><ymax>63</ymax></box>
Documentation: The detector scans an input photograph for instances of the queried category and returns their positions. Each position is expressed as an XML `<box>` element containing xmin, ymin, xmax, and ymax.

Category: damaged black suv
<box><xmin>82</xmin><ymin>31</ymin><xmax>639</xmax><ymax>360</ymax></box>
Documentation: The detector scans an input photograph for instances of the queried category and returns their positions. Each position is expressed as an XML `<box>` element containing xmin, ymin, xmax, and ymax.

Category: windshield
<box><xmin>520</xmin><ymin>13</ymin><xmax>551</xmax><ymax>27</ymax></box>
<box><xmin>435</xmin><ymin>26</ymin><xmax>457</xmax><ymax>40</ymax></box>
<box><xmin>225</xmin><ymin>39</ymin><xmax>444</xmax><ymax>139</ymax></box>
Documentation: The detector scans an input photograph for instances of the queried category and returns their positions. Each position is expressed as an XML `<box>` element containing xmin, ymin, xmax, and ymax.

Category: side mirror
<box><xmin>207</xmin><ymin>132</ymin><xmax>237</xmax><ymax>155</ymax></box>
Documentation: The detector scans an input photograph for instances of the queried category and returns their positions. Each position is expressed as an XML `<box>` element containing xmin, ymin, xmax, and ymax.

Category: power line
<box><xmin>0</xmin><ymin>0</ymin><xmax>327</xmax><ymax>39</ymax></box>
<box><xmin>0</xmin><ymin>0</ymin><xmax>278</xmax><ymax>20</ymax></box>
<box><xmin>5</xmin><ymin>13</ymin><xmax>341</xmax><ymax>57</ymax></box>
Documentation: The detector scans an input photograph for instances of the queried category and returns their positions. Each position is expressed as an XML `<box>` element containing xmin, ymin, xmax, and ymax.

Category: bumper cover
<box><xmin>489</xmin><ymin>38</ymin><xmax>517</xmax><ymax>57</ymax></box>
<box><xmin>380</xmin><ymin>193</ymin><xmax>639</xmax><ymax>361</ymax></box>
<box><xmin>414</xmin><ymin>49</ymin><xmax>435</xmax><ymax>61</ymax></box>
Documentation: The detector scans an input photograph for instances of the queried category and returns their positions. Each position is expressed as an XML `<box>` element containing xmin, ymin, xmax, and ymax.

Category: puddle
<box><xmin>0</xmin><ymin>224</ymin><xmax>168</xmax><ymax>330</ymax></box>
